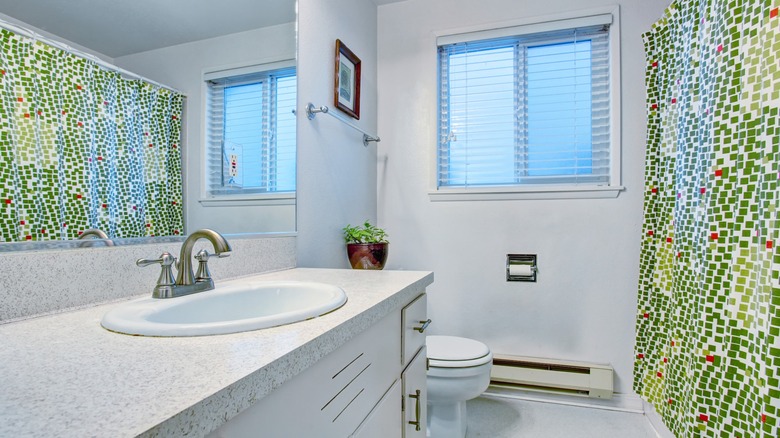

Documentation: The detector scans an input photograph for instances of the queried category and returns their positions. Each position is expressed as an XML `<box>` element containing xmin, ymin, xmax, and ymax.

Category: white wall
<box><xmin>115</xmin><ymin>24</ymin><xmax>297</xmax><ymax>234</ymax></box>
<box><xmin>376</xmin><ymin>0</ymin><xmax>670</xmax><ymax>396</ymax></box>
<box><xmin>296</xmin><ymin>0</ymin><xmax>379</xmax><ymax>268</ymax></box>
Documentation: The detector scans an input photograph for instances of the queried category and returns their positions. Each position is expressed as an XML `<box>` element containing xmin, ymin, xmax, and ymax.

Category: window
<box><xmin>436</xmin><ymin>12</ymin><xmax>620</xmax><ymax>197</ymax></box>
<box><xmin>205</xmin><ymin>62</ymin><xmax>296</xmax><ymax>198</ymax></box>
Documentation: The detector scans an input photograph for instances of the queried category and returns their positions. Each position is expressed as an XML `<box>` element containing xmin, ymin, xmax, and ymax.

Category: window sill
<box><xmin>199</xmin><ymin>193</ymin><xmax>296</xmax><ymax>207</ymax></box>
<box><xmin>428</xmin><ymin>185</ymin><xmax>624</xmax><ymax>201</ymax></box>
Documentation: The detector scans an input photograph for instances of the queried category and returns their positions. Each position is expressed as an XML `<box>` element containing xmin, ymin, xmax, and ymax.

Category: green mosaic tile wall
<box><xmin>0</xmin><ymin>28</ymin><xmax>184</xmax><ymax>242</ymax></box>
<box><xmin>635</xmin><ymin>0</ymin><xmax>780</xmax><ymax>436</ymax></box>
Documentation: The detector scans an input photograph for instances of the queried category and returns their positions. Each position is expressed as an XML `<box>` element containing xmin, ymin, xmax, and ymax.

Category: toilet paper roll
<box><xmin>509</xmin><ymin>264</ymin><xmax>534</xmax><ymax>277</ymax></box>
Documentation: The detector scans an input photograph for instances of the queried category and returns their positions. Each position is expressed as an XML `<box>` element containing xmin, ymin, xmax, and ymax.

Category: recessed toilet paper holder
<box><xmin>506</xmin><ymin>254</ymin><xmax>537</xmax><ymax>282</ymax></box>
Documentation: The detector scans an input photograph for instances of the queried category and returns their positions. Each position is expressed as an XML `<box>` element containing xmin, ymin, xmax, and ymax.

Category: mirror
<box><xmin>0</xmin><ymin>0</ymin><xmax>297</xmax><ymax>251</ymax></box>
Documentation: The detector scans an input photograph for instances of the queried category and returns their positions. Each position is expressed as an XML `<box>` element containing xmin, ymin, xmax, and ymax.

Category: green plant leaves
<box><xmin>342</xmin><ymin>220</ymin><xmax>388</xmax><ymax>243</ymax></box>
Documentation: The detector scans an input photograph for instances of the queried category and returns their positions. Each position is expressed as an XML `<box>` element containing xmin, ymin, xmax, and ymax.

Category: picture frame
<box><xmin>334</xmin><ymin>39</ymin><xmax>361</xmax><ymax>119</ymax></box>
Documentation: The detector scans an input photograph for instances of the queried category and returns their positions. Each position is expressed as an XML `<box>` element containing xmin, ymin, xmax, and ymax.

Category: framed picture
<box><xmin>334</xmin><ymin>39</ymin><xmax>361</xmax><ymax>119</ymax></box>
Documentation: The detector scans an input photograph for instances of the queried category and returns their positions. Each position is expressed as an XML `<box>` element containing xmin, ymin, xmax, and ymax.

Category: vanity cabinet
<box><xmin>209</xmin><ymin>293</ymin><xmax>428</xmax><ymax>438</ymax></box>
<box><xmin>353</xmin><ymin>293</ymin><xmax>428</xmax><ymax>438</ymax></box>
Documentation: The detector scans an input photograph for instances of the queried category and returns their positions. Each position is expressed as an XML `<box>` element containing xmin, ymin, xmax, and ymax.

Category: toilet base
<box><xmin>427</xmin><ymin>400</ymin><xmax>468</xmax><ymax>438</ymax></box>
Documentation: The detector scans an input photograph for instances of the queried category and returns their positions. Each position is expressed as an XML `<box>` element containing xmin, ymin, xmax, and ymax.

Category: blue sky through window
<box><xmin>448</xmin><ymin>45</ymin><xmax>515</xmax><ymax>186</ymax></box>
<box><xmin>527</xmin><ymin>40</ymin><xmax>592</xmax><ymax>177</ymax></box>
<box><xmin>222</xmin><ymin>72</ymin><xmax>296</xmax><ymax>192</ymax></box>
<box><xmin>442</xmin><ymin>39</ymin><xmax>594</xmax><ymax>186</ymax></box>
<box><xmin>224</xmin><ymin>82</ymin><xmax>265</xmax><ymax>189</ymax></box>
<box><xmin>275</xmin><ymin>75</ymin><xmax>297</xmax><ymax>192</ymax></box>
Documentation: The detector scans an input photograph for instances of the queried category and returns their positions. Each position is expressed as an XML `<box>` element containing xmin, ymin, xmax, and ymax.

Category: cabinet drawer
<box><xmin>402</xmin><ymin>293</ymin><xmax>428</xmax><ymax>366</ymax></box>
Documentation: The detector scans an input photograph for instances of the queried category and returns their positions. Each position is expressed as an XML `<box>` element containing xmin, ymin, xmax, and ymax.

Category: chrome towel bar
<box><xmin>305</xmin><ymin>102</ymin><xmax>381</xmax><ymax>147</ymax></box>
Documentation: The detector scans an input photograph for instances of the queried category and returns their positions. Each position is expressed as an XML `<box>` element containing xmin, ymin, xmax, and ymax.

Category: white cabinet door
<box><xmin>402</xmin><ymin>294</ymin><xmax>428</xmax><ymax>365</ymax></box>
<box><xmin>351</xmin><ymin>379</ymin><xmax>402</xmax><ymax>438</ymax></box>
<box><xmin>402</xmin><ymin>347</ymin><xmax>427</xmax><ymax>438</ymax></box>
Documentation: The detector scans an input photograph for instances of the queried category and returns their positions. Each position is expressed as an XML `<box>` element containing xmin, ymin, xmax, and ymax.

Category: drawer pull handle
<box><xmin>414</xmin><ymin>319</ymin><xmax>432</xmax><ymax>333</ymax></box>
<box><xmin>408</xmin><ymin>389</ymin><xmax>422</xmax><ymax>431</ymax></box>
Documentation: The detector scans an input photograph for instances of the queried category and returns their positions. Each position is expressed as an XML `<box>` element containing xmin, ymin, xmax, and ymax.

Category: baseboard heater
<box><xmin>490</xmin><ymin>354</ymin><xmax>613</xmax><ymax>399</ymax></box>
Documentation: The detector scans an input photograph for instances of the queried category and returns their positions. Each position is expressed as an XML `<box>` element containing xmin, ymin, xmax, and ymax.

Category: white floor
<box><xmin>465</xmin><ymin>395</ymin><xmax>659</xmax><ymax>438</ymax></box>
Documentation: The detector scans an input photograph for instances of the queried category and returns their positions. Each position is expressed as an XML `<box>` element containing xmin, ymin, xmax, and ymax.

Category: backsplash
<box><xmin>0</xmin><ymin>234</ymin><xmax>296</xmax><ymax>322</ymax></box>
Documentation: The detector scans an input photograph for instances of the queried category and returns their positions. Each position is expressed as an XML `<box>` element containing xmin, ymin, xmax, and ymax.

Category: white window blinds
<box><xmin>437</xmin><ymin>21</ymin><xmax>611</xmax><ymax>188</ymax></box>
<box><xmin>205</xmin><ymin>65</ymin><xmax>296</xmax><ymax>196</ymax></box>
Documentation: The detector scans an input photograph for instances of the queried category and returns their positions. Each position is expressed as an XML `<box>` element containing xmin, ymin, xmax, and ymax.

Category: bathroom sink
<box><xmin>101</xmin><ymin>280</ymin><xmax>347</xmax><ymax>337</ymax></box>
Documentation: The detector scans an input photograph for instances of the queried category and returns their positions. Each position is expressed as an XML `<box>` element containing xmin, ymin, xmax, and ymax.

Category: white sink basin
<box><xmin>101</xmin><ymin>280</ymin><xmax>347</xmax><ymax>337</ymax></box>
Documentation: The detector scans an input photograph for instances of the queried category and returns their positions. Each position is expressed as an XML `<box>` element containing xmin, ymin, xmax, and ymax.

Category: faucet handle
<box><xmin>137</xmin><ymin>252</ymin><xmax>177</xmax><ymax>298</ymax></box>
<box><xmin>194</xmin><ymin>249</ymin><xmax>218</xmax><ymax>282</ymax></box>
<box><xmin>136</xmin><ymin>252</ymin><xmax>176</xmax><ymax>268</ymax></box>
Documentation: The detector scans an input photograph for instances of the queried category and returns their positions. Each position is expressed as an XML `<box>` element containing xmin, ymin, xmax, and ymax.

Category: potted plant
<box><xmin>343</xmin><ymin>220</ymin><xmax>389</xmax><ymax>270</ymax></box>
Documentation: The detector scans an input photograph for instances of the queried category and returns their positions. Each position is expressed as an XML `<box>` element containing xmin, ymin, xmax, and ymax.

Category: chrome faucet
<box><xmin>176</xmin><ymin>229</ymin><xmax>232</xmax><ymax>286</ymax></box>
<box><xmin>77</xmin><ymin>228</ymin><xmax>114</xmax><ymax>247</ymax></box>
<box><xmin>136</xmin><ymin>229</ymin><xmax>232</xmax><ymax>298</ymax></box>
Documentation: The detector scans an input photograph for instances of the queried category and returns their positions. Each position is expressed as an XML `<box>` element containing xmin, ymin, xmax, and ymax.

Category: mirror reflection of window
<box><xmin>205</xmin><ymin>63</ymin><xmax>297</xmax><ymax>198</ymax></box>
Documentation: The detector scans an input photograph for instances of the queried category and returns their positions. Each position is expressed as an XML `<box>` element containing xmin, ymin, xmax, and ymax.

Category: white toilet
<box><xmin>426</xmin><ymin>335</ymin><xmax>493</xmax><ymax>438</ymax></box>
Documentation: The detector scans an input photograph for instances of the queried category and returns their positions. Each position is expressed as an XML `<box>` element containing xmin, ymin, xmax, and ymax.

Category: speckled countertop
<box><xmin>0</xmin><ymin>268</ymin><xmax>433</xmax><ymax>438</ymax></box>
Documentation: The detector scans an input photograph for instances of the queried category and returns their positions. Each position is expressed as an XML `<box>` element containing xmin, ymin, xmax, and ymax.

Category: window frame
<box><xmin>429</xmin><ymin>7</ymin><xmax>623</xmax><ymax>201</ymax></box>
<box><xmin>200</xmin><ymin>59</ymin><xmax>297</xmax><ymax>206</ymax></box>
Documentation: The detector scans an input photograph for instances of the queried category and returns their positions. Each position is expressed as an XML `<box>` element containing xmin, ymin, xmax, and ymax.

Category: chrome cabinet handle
<box><xmin>408</xmin><ymin>389</ymin><xmax>421</xmax><ymax>431</ymax></box>
<box><xmin>414</xmin><ymin>319</ymin><xmax>432</xmax><ymax>333</ymax></box>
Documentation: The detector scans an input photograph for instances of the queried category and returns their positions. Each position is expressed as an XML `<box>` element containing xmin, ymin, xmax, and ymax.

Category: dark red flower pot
<box><xmin>346</xmin><ymin>243</ymin><xmax>389</xmax><ymax>270</ymax></box>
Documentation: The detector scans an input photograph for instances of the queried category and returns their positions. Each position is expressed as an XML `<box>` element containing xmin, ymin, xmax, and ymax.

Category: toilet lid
<box><xmin>426</xmin><ymin>335</ymin><xmax>492</xmax><ymax>368</ymax></box>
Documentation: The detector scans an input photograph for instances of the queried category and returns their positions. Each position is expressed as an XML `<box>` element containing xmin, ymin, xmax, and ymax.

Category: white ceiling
<box><xmin>0</xmin><ymin>0</ymin><xmax>296</xmax><ymax>58</ymax></box>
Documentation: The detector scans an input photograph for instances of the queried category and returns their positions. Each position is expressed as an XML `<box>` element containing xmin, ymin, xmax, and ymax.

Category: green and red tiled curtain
<box><xmin>634</xmin><ymin>0</ymin><xmax>780</xmax><ymax>436</ymax></box>
<box><xmin>0</xmin><ymin>28</ymin><xmax>184</xmax><ymax>242</ymax></box>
